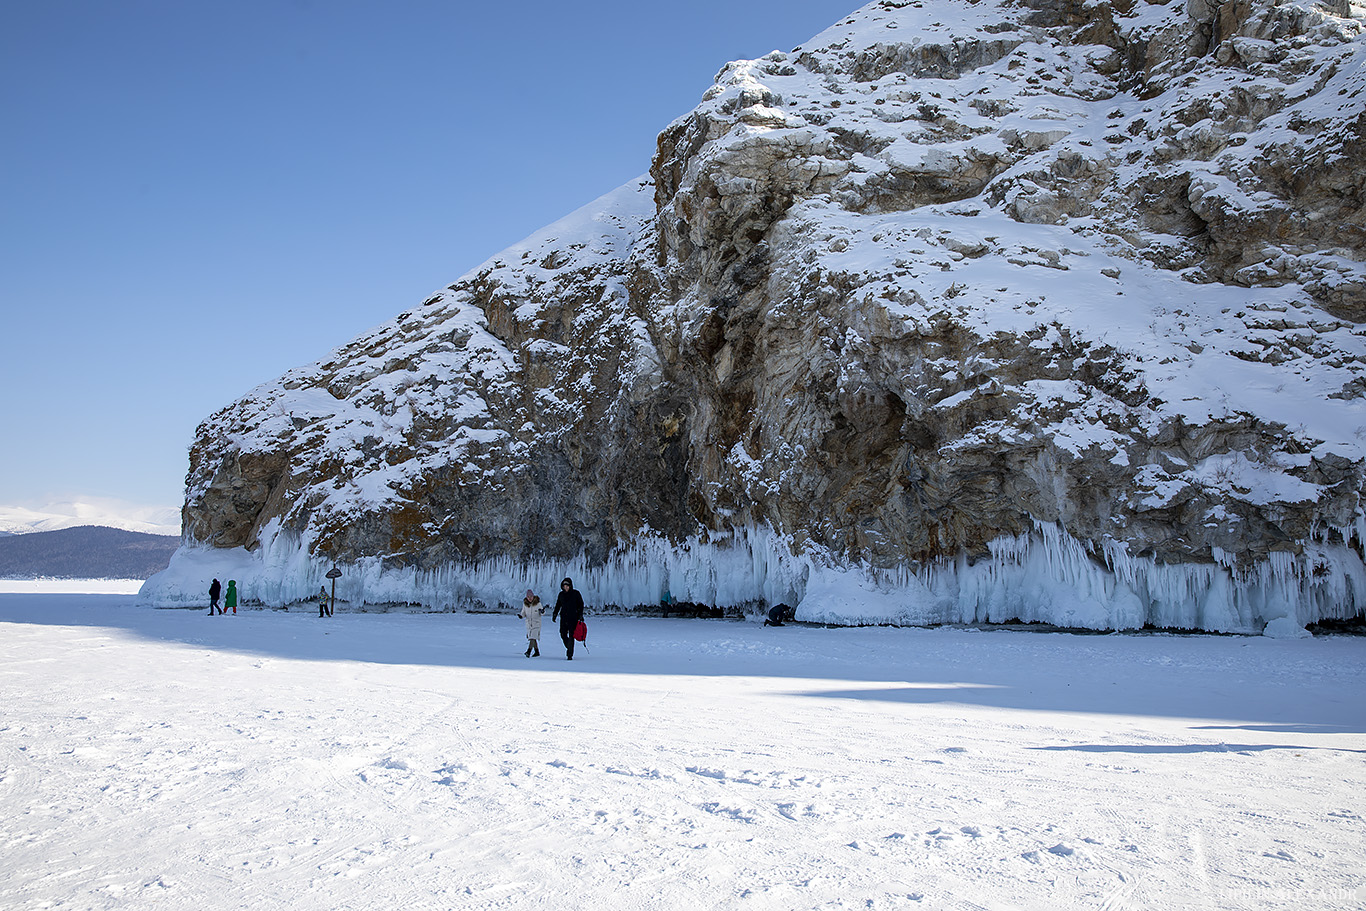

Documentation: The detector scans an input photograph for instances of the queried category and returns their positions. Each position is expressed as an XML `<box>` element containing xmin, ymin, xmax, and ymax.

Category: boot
<box><xmin>524</xmin><ymin>644</ymin><xmax>532</xmax><ymax>657</ymax></box>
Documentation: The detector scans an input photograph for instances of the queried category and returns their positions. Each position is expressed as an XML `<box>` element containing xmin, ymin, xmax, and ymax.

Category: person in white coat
<box><xmin>520</xmin><ymin>589</ymin><xmax>543</xmax><ymax>657</ymax></box>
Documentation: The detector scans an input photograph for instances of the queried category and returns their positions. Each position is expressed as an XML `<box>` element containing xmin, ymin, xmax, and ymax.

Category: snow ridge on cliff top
<box><xmin>197</xmin><ymin>177</ymin><xmax>658</xmax><ymax>526</ymax></box>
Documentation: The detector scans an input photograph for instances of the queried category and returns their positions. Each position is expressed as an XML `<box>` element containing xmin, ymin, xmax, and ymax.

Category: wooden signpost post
<box><xmin>325</xmin><ymin>566</ymin><xmax>342</xmax><ymax>617</ymax></box>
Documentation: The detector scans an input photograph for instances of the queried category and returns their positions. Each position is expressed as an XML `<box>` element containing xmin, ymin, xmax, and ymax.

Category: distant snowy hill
<box><xmin>0</xmin><ymin>526</ymin><xmax>179</xmax><ymax>580</ymax></box>
<box><xmin>0</xmin><ymin>500</ymin><xmax>181</xmax><ymax>537</ymax></box>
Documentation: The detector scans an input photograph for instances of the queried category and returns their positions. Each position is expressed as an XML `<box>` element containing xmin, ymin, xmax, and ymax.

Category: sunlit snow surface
<box><xmin>1</xmin><ymin>596</ymin><xmax>1362</xmax><ymax>910</ymax></box>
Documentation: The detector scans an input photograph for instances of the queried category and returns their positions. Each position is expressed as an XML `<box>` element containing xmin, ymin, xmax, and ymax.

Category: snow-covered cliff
<box><xmin>145</xmin><ymin>0</ymin><xmax>1366</xmax><ymax>633</ymax></box>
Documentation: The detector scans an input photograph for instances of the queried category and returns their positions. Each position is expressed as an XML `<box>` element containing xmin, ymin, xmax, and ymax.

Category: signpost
<box><xmin>325</xmin><ymin>566</ymin><xmax>342</xmax><ymax>617</ymax></box>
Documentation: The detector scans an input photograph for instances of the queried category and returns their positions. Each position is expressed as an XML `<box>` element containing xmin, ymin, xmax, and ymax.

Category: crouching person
<box><xmin>763</xmin><ymin>604</ymin><xmax>795</xmax><ymax>627</ymax></box>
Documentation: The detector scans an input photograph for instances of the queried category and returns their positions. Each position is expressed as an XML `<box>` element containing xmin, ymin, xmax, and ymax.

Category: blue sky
<box><xmin>1</xmin><ymin>0</ymin><xmax>856</xmax><ymax>517</ymax></box>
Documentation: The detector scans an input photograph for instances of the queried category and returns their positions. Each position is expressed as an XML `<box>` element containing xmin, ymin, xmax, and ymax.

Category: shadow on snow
<box><xmin>2</xmin><ymin>594</ymin><xmax>1364</xmax><ymax>739</ymax></box>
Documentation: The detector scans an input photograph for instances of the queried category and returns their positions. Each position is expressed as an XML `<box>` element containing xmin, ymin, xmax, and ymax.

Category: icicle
<box><xmin>140</xmin><ymin>517</ymin><xmax>1363</xmax><ymax>634</ymax></box>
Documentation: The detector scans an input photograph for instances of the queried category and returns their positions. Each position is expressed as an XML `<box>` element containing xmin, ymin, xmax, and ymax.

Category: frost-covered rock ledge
<box><xmin>145</xmin><ymin>0</ymin><xmax>1366</xmax><ymax>634</ymax></box>
<box><xmin>142</xmin><ymin>517</ymin><xmax>1364</xmax><ymax>635</ymax></box>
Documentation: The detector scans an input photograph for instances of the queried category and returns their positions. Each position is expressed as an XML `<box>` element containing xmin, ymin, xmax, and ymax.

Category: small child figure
<box><xmin>763</xmin><ymin>604</ymin><xmax>795</xmax><ymax>627</ymax></box>
<box><xmin>521</xmin><ymin>589</ymin><xmax>543</xmax><ymax>657</ymax></box>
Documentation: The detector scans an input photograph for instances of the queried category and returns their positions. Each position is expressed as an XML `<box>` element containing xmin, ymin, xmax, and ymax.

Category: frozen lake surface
<box><xmin>1</xmin><ymin>595</ymin><xmax>1362</xmax><ymax>909</ymax></box>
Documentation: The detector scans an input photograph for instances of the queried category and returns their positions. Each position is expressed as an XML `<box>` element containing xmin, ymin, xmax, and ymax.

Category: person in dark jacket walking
<box><xmin>208</xmin><ymin>579</ymin><xmax>222</xmax><ymax>615</ymax></box>
<box><xmin>552</xmin><ymin>577</ymin><xmax>584</xmax><ymax>660</ymax></box>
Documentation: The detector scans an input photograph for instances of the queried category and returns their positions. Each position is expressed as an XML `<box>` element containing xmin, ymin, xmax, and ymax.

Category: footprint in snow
<box><xmin>685</xmin><ymin>767</ymin><xmax>814</xmax><ymax>789</ymax></box>
<box><xmin>686</xmin><ymin>766</ymin><xmax>728</xmax><ymax>780</ymax></box>
<box><xmin>433</xmin><ymin>762</ymin><xmax>473</xmax><ymax>786</ymax></box>
<box><xmin>1021</xmin><ymin>844</ymin><xmax>1076</xmax><ymax>862</ymax></box>
<box><xmin>605</xmin><ymin>766</ymin><xmax>663</xmax><ymax>780</ymax></box>
<box><xmin>776</xmin><ymin>802</ymin><xmax>820</xmax><ymax>820</ymax></box>
<box><xmin>699</xmin><ymin>802</ymin><xmax>755</xmax><ymax>823</ymax></box>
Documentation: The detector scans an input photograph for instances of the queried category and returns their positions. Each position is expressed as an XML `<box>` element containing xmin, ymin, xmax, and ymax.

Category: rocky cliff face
<box><xmin>151</xmin><ymin>0</ymin><xmax>1366</xmax><ymax>632</ymax></box>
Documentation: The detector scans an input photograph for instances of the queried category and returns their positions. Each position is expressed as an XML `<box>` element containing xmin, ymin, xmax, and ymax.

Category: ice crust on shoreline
<box><xmin>141</xmin><ymin>518</ymin><xmax>1363</xmax><ymax>635</ymax></box>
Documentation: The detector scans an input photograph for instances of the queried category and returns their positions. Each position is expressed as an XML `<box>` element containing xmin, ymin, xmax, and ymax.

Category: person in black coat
<box><xmin>552</xmin><ymin>577</ymin><xmax>585</xmax><ymax>660</ymax></box>
<box><xmin>763</xmin><ymin>603</ymin><xmax>794</xmax><ymax>627</ymax></box>
<box><xmin>208</xmin><ymin>578</ymin><xmax>222</xmax><ymax>615</ymax></box>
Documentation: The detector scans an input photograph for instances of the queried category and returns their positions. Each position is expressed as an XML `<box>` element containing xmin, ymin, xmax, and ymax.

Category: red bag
<box><xmin>573</xmin><ymin>620</ymin><xmax>587</xmax><ymax>642</ymax></box>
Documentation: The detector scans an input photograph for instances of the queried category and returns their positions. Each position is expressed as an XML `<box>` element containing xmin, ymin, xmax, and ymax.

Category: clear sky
<box><xmin>1</xmin><ymin>0</ymin><xmax>856</xmax><ymax>516</ymax></box>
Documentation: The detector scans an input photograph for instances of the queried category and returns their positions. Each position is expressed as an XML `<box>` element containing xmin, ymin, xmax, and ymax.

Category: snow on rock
<box><xmin>148</xmin><ymin>0</ymin><xmax>1366</xmax><ymax>633</ymax></box>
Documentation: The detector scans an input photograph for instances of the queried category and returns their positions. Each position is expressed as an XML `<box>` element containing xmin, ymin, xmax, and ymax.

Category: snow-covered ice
<box><xmin>2</xmin><ymin>595</ymin><xmax>1362</xmax><ymax>910</ymax></box>
<box><xmin>0</xmin><ymin>579</ymin><xmax>145</xmax><ymax>595</ymax></box>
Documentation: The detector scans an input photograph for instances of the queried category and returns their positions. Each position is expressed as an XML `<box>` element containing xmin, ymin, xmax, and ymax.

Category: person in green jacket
<box><xmin>224</xmin><ymin>580</ymin><xmax>239</xmax><ymax>615</ymax></box>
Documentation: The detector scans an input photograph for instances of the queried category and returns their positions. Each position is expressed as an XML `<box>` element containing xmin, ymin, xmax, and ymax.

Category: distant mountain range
<box><xmin>0</xmin><ymin>526</ymin><xmax>180</xmax><ymax>580</ymax></box>
<box><xmin>0</xmin><ymin>500</ymin><xmax>180</xmax><ymax>537</ymax></box>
